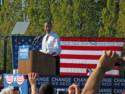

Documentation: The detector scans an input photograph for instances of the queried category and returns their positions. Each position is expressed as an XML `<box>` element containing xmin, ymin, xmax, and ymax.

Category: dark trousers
<box><xmin>53</xmin><ymin>55</ymin><xmax>60</xmax><ymax>75</ymax></box>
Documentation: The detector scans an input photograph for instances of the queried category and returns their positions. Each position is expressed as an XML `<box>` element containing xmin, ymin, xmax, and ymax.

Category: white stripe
<box><xmin>89</xmin><ymin>69</ymin><xmax>119</xmax><ymax>76</ymax></box>
<box><xmin>92</xmin><ymin>69</ymin><xmax>119</xmax><ymax>75</ymax></box>
<box><xmin>61</xmin><ymin>50</ymin><xmax>122</xmax><ymax>56</ymax></box>
<box><xmin>60</xmin><ymin>58</ymin><xmax>98</xmax><ymax>64</ymax></box>
<box><xmin>106</xmin><ymin>70</ymin><xmax>119</xmax><ymax>75</ymax></box>
<box><xmin>60</xmin><ymin>68</ymin><xmax>119</xmax><ymax>75</ymax></box>
<box><xmin>61</xmin><ymin>41</ymin><xmax>124</xmax><ymax>47</ymax></box>
<box><xmin>60</xmin><ymin>68</ymin><xmax>86</xmax><ymax>73</ymax></box>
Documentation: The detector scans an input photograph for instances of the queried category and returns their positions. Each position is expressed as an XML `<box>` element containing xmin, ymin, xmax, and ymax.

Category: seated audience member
<box><xmin>28</xmin><ymin>73</ymin><xmax>54</xmax><ymax>94</ymax></box>
<box><xmin>68</xmin><ymin>83</ymin><xmax>80</xmax><ymax>94</ymax></box>
<box><xmin>81</xmin><ymin>51</ymin><xmax>118</xmax><ymax>94</ymax></box>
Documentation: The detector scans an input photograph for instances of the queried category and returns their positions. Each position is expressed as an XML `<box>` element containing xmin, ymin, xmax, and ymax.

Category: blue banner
<box><xmin>36</xmin><ymin>76</ymin><xmax>125</xmax><ymax>94</ymax></box>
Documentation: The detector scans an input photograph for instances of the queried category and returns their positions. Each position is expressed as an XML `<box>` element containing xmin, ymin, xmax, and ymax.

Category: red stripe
<box><xmin>105</xmin><ymin>74</ymin><xmax>119</xmax><ymax>77</ymax></box>
<box><xmin>112</xmin><ymin>66</ymin><xmax>120</xmax><ymax>70</ymax></box>
<box><xmin>60</xmin><ymin>63</ymin><xmax>120</xmax><ymax>70</ymax></box>
<box><xmin>60</xmin><ymin>72</ymin><xmax>87</xmax><ymax>76</ymax></box>
<box><xmin>60</xmin><ymin>54</ymin><xmax>100</xmax><ymax>59</ymax></box>
<box><xmin>60</xmin><ymin>63</ymin><xmax>97</xmax><ymax>68</ymax></box>
<box><xmin>61</xmin><ymin>37</ymin><xmax>125</xmax><ymax>42</ymax></box>
<box><xmin>61</xmin><ymin>46</ymin><xmax>123</xmax><ymax>51</ymax></box>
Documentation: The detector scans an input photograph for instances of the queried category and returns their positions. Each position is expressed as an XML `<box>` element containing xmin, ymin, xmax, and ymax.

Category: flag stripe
<box><xmin>61</xmin><ymin>41</ymin><xmax>124</xmax><ymax>47</ymax></box>
<box><xmin>61</xmin><ymin>50</ymin><xmax>121</xmax><ymax>56</ymax></box>
<box><xmin>60</xmin><ymin>68</ymin><xmax>119</xmax><ymax>76</ymax></box>
<box><xmin>91</xmin><ymin>68</ymin><xmax>120</xmax><ymax>76</ymax></box>
<box><xmin>60</xmin><ymin>68</ymin><xmax>87</xmax><ymax>73</ymax></box>
<box><xmin>60</xmin><ymin>63</ymin><xmax>97</xmax><ymax>68</ymax></box>
<box><xmin>60</xmin><ymin>63</ymin><xmax>120</xmax><ymax>70</ymax></box>
<box><xmin>61</xmin><ymin>59</ymin><xmax>125</xmax><ymax>68</ymax></box>
<box><xmin>60</xmin><ymin>72</ymin><xmax>87</xmax><ymax>76</ymax></box>
<box><xmin>60</xmin><ymin>58</ymin><xmax>98</xmax><ymax>64</ymax></box>
<box><xmin>61</xmin><ymin>37</ymin><xmax>125</xmax><ymax>42</ymax></box>
<box><xmin>61</xmin><ymin>46</ymin><xmax>123</xmax><ymax>51</ymax></box>
<box><xmin>60</xmin><ymin>54</ymin><xmax>100</xmax><ymax>59</ymax></box>
<box><xmin>106</xmin><ymin>70</ymin><xmax>119</xmax><ymax>76</ymax></box>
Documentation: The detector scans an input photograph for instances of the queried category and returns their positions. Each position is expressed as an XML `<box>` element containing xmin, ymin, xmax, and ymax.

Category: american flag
<box><xmin>60</xmin><ymin>37</ymin><xmax>125</xmax><ymax>76</ymax></box>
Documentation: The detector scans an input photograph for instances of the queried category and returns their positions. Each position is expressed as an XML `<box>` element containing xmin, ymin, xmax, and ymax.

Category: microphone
<box><xmin>32</xmin><ymin>35</ymin><xmax>43</xmax><ymax>50</ymax></box>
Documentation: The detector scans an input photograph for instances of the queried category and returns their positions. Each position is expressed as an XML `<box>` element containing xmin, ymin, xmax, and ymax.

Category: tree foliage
<box><xmin>98</xmin><ymin>0</ymin><xmax>120</xmax><ymax>37</ymax></box>
<box><xmin>116</xmin><ymin>0</ymin><xmax>125</xmax><ymax>37</ymax></box>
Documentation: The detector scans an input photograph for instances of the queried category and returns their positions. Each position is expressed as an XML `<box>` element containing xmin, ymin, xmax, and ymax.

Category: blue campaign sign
<box><xmin>3</xmin><ymin>74</ymin><xmax>29</xmax><ymax>94</ymax></box>
<box><xmin>18</xmin><ymin>45</ymin><xmax>29</xmax><ymax>60</ymax></box>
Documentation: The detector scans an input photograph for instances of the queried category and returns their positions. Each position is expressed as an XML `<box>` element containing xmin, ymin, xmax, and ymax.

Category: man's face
<box><xmin>44</xmin><ymin>22</ymin><xmax>51</xmax><ymax>33</ymax></box>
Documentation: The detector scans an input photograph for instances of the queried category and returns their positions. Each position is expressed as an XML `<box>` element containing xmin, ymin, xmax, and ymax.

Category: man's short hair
<box><xmin>39</xmin><ymin>83</ymin><xmax>54</xmax><ymax>94</ymax></box>
<box><xmin>44</xmin><ymin>20</ymin><xmax>52</xmax><ymax>27</ymax></box>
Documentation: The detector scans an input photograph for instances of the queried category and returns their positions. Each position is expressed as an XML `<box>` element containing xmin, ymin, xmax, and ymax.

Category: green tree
<box><xmin>98</xmin><ymin>0</ymin><xmax>120</xmax><ymax>37</ymax></box>
<box><xmin>116</xmin><ymin>0</ymin><xmax>125</xmax><ymax>38</ymax></box>
<box><xmin>51</xmin><ymin>0</ymin><xmax>103</xmax><ymax>37</ymax></box>
<box><xmin>26</xmin><ymin>0</ymin><xmax>52</xmax><ymax>35</ymax></box>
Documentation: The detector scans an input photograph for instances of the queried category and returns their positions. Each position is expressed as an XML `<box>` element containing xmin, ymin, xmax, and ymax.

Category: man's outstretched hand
<box><xmin>97</xmin><ymin>51</ymin><xmax>118</xmax><ymax>72</ymax></box>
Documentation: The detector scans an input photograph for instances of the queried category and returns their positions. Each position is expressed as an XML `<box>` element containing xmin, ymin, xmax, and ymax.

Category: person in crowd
<box><xmin>0</xmin><ymin>86</ymin><xmax>20</xmax><ymax>94</ymax></box>
<box><xmin>81</xmin><ymin>51</ymin><xmax>118</xmax><ymax>94</ymax></box>
<box><xmin>68</xmin><ymin>83</ymin><xmax>80</xmax><ymax>94</ymax></box>
<box><xmin>39</xmin><ymin>21</ymin><xmax>61</xmax><ymax>75</ymax></box>
<box><xmin>28</xmin><ymin>72</ymin><xmax>38</xmax><ymax>94</ymax></box>
<box><xmin>39</xmin><ymin>83</ymin><xmax>54</xmax><ymax>94</ymax></box>
<box><xmin>28</xmin><ymin>73</ymin><xmax>54</xmax><ymax>94</ymax></box>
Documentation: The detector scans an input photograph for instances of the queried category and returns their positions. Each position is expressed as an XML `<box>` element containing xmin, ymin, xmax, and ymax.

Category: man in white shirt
<box><xmin>40</xmin><ymin>21</ymin><xmax>61</xmax><ymax>75</ymax></box>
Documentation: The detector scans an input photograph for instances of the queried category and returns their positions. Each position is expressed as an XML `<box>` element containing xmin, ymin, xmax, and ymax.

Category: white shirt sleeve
<box><xmin>47</xmin><ymin>34</ymin><xmax>61</xmax><ymax>56</ymax></box>
<box><xmin>48</xmin><ymin>37</ymin><xmax>61</xmax><ymax>56</ymax></box>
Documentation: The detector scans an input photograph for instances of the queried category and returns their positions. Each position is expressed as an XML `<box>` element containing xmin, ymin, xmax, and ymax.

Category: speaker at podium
<box><xmin>18</xmin><ymin>46</ymin><xmax>56</xmax><ymax>75</ymax></box>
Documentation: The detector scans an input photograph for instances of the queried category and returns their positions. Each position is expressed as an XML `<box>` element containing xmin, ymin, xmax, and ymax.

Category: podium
<box><xmin>18</xmin><ymin>51</ymin><xmax>56</xmax><ymax>75</ymax></box>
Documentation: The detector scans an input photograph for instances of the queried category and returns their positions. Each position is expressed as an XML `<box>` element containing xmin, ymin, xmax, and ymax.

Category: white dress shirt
<box><xmin>40</xmin><ymin>31</ymin><xmax>61</xmax><ymax>56</ymax></box>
